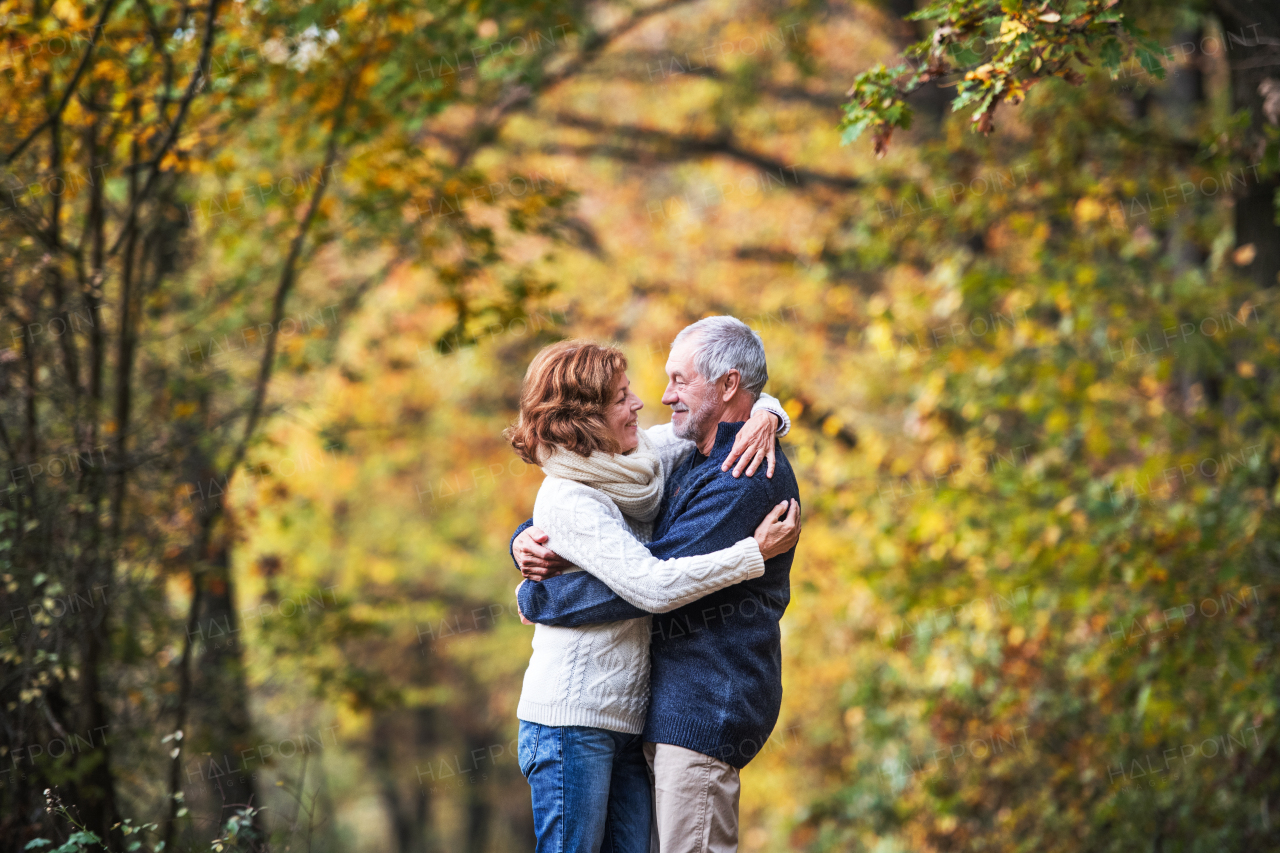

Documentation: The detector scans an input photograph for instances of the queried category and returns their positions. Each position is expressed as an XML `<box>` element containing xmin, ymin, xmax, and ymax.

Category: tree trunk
<box><xmin>183</xmin><ymin>397</ymin><xmax>259</xmax><ymax>835</ymax></box>
<box><xmin>1167</xmin><ymin>27</ymin><xmax>1208</xmax><ymax>272</ymax></box>
<box><xmin>191</xmin><ymin>522</ymin><xmax>260</xmax><ymax>833</ymax></box>
<box><xmin>373</xmin><ymin>710</ymin><xmax>435</xmax><ymax>853</ymax></box>
<box><xmin>1212</xmin><ymin>2</ymin><xmax>1280</xmax><ymax>288</ymax></box>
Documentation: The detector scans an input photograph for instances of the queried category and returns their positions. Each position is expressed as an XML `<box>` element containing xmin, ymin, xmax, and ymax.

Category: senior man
<box><xmin>511</xmin><ymin>315</ymin><xmax>802</xmax><ymax>853</ymax></box>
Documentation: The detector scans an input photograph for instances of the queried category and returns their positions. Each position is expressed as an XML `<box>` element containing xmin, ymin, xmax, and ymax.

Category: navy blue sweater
<box><xmin>514</xmin><ymin>421</ymin><xmax>800</xmax><ymax>769</ymax></box>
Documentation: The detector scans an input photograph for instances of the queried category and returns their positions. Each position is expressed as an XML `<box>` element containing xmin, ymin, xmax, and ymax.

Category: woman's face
<box><xmin>607</xmin><ymin>372</ymin><xmax>644</xmax><ymax>453</ymax></box>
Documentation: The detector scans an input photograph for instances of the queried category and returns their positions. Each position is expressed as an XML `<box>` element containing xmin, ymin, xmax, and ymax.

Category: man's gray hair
<box><xmin>673</xmin><ymin>315</ymin><xmax>768</xmax><ymax>400</ymax></box>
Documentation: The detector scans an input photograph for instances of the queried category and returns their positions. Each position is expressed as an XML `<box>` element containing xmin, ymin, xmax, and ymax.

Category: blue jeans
<box><xmin>518</xmin><ymin>721</ymin><xmax>653</xmax><ymax>853</ymax></box>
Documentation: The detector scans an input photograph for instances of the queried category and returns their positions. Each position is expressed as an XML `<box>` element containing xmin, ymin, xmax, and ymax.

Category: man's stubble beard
<box><xmin>671</xmin><ymin>391</ymin><xmax>720</xmax><ymax>443</ymax></box>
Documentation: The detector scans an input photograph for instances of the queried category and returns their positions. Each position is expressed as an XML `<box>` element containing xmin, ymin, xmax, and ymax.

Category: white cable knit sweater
<box><xmin>516</xmin><ymin>396</ymin><xmax>791</xmax><ymax>734</ymax></box>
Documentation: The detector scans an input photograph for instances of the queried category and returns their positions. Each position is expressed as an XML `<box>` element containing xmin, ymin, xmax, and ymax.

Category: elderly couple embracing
<box><xmin>504</xmin><ymin>316</ymin><xmax>802</xmax><ymax>853</ymax></box>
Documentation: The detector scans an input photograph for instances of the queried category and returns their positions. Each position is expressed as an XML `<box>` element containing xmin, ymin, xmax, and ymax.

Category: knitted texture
<box><xmin>515</xmin><ymin>394</ymin><xmax>789</xmax><ymax>736</ymax></box>
<box><xmin>539</xmin><ymin>427</ymin><xmax>664</xmax><ymax>522</ymax></box>
<box><xmin>517</xmin><ymin>421</ymin><xmax>800</xmax><ymax>769</ymax></box>
<box><xmin>517</xmin><ymin>424</ymin><xmax>764</xmax><ymax>734</ymax></box>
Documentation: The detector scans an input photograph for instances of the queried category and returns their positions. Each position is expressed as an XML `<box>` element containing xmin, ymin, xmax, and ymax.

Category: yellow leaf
<box><xmin>966</xmin><ymin>63</ymin><xmax>995</xmax><ymax>82</ymax></box>
<box><xmin>1232</xmin><ymin>244</ymin><xmax>1256</xmax><ymax>266</ymax></box>
<box><xmin>1000</xmin><ymin>18</ymin><xmax>1028</xmax><ymax>41</ymax></box>
<box><xmin>1075</xmin><ymin>197</ymin><xmax>1105</xmax><ymax>224</ymax></box>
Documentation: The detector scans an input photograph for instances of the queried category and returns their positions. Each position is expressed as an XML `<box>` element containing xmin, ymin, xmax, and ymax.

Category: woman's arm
<box><xmin>723</xmin><ymin>392</ymin><xmax>791</xmax><ymax>478</ymax></box>
<box><xmin>532</xmin><ymin>482</ymin><xmax>765</xmax><ymax>613</ymax></box>
<box><xmin>753</xmin><ymin>392</ymin><xmax>791</xmax><ymax>437</ymax></box>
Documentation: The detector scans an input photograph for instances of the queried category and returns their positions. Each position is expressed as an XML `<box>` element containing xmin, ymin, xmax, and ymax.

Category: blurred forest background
<box><xmin>1</xmin><ymin>0</ymin><xmax>1278</xmax><ymax>851</ymax></box>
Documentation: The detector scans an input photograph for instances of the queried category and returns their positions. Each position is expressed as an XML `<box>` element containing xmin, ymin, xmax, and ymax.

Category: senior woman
<box><xmin>505</xmin><ymin>340</ymin><xmax>799</xmax><ymax>853</ymax></box>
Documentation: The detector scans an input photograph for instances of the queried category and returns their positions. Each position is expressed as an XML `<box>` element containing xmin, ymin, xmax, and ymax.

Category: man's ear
<box><xmin>720</xmin><ymin>369</ymin><xmax>741</xmax><ymax>402</ymax></box>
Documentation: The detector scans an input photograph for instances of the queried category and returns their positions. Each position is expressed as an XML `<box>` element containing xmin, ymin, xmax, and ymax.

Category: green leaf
<box><xmin>840</xmin><ymin>119</ymin><xmax>873</xmax><ymax>145</ymax></box>
<box><xmin>906</xmin><ymin>4</ymin><xmax>949</xmax><ymax>20</ymax></box>
<box><xmin>1136</xmin><ymin>48</ymin><xmax>1165</xmax><ymax>79</ymax></box>
<box><xmin>950</xmin><ymin>44</ymin><xmax>984</xmax><ymax>66</ymax></box>
<box><xmin>1099</xmin><ymin>37</ymin><xmax>1122</xmax><ymax>73</ymax></box>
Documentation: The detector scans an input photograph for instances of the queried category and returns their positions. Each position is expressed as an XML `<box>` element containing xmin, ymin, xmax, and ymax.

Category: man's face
<box><xmin>663</xmin><ymin>337</ymin><xmax>721</xmax><ymax>442</ymax></box>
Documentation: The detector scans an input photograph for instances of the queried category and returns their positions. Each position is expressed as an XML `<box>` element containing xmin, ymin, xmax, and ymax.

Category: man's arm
<box><xmin>514</xmin><ymin>395</ymin><xmax>790</xmax><ymax>576</ymax></box>
<box><xmin>519</xmin><ymin>474</ymin><xmax>781</xmax><ymax>627</ymax></box>
<box><xmin>518</xmin><ymin>572</ymin><xmax>649</xmax><ymax>627</ymax></box>
<box><xmin>509</xmin><ymin>520</ymin><xmax>533</xmax><ymax>570</ymax></box>
<box><xmin>511</xmin><ymin>519</ymin><xmax>574</xmax><ymax>580</ymax></box>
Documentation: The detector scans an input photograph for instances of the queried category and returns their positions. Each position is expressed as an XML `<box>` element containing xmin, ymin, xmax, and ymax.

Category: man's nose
<box><xmin>661</xmin><ymin>383</ymin><xmax>678</xmax><ymax>405</ymax></box>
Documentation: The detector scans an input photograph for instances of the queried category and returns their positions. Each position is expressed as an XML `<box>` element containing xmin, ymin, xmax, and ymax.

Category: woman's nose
<box><xmin>631</xmin><ymin>395</ymin><xmax>643</xmax><ymax>412</ymax></box>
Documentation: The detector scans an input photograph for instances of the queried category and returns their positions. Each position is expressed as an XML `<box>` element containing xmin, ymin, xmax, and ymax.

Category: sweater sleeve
<box><xmin>520</xmin><ymin>473</ymin><xmax>787</xmax><ymax>628</ymax></box>
<box><xmin>519</xmin><ymin>571</ymin><xmax>646</xmax><ymax>627</ymax></box>
<box><xmin>532</xmin><ymin>483</ymin><xmax>766</xmax><ymax>614</ymax></box>
<box><xmin>509</xmin><ymin>518</ymin><xmax>534</xmax><ymax>571</ymax></box>
<box><xmin>643</xmin><ymin>468</ymin><xmax>784</xmax><ymax>562</ymax></box>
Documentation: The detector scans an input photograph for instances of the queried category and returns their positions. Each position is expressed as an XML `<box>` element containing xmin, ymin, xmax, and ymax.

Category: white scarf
<box><xmin>539</xmin><ymin>429</ymin><xmax>665</xmax><ymax>522</ymax></box>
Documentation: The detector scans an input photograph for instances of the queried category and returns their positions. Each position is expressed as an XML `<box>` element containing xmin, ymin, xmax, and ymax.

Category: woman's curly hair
<box><xmin>506</xmin><ymin>340</ymin><xmax>628</xmax><ymax>465</ymax></box>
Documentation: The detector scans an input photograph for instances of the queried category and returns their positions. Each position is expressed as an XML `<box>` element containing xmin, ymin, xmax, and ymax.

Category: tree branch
<box><xmin>585</xmin><ymin>57</ymin><xmax>845</xmax><ymax>109</ymax></box>
<box><xmin>222</xmin><ymin>68</ymin><xmax>357</xmax><ymax>481</ymax></box>
<box><xmin>542</xmin><ymin>111</ymin><xmax>862</xmax><ymax>189</ymax></box>
<box><xmin>136</xmin><ymin>0</ymin><xmax>179</xmax><ymax>121</ymax></box>
<box><xmin>107</xmin><ymin>0</ymin><xmax>222</xmax><ymax>256</ymax></box>
<box><xmin>451</xmin><ymin>0</ymin><xmax>702</xmax><ymax>166</ymax></box>
<box><xmin>3</xmin><ymin>0</ymin><xmax>119</xmax><ymax>166</ymax></box>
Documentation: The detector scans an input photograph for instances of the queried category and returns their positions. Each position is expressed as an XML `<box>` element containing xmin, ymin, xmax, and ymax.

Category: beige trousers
<box><xmin>644</xmin><ymin>741</ymin><xmax>741</xmax><ymax>853</ymax></box>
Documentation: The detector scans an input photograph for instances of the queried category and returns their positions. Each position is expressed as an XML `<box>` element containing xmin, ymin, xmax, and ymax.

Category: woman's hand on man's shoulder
<box><xmin>722</xmin><ymin>410</ymin><xmax>780</xmax><ymax>479</ymax></box>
